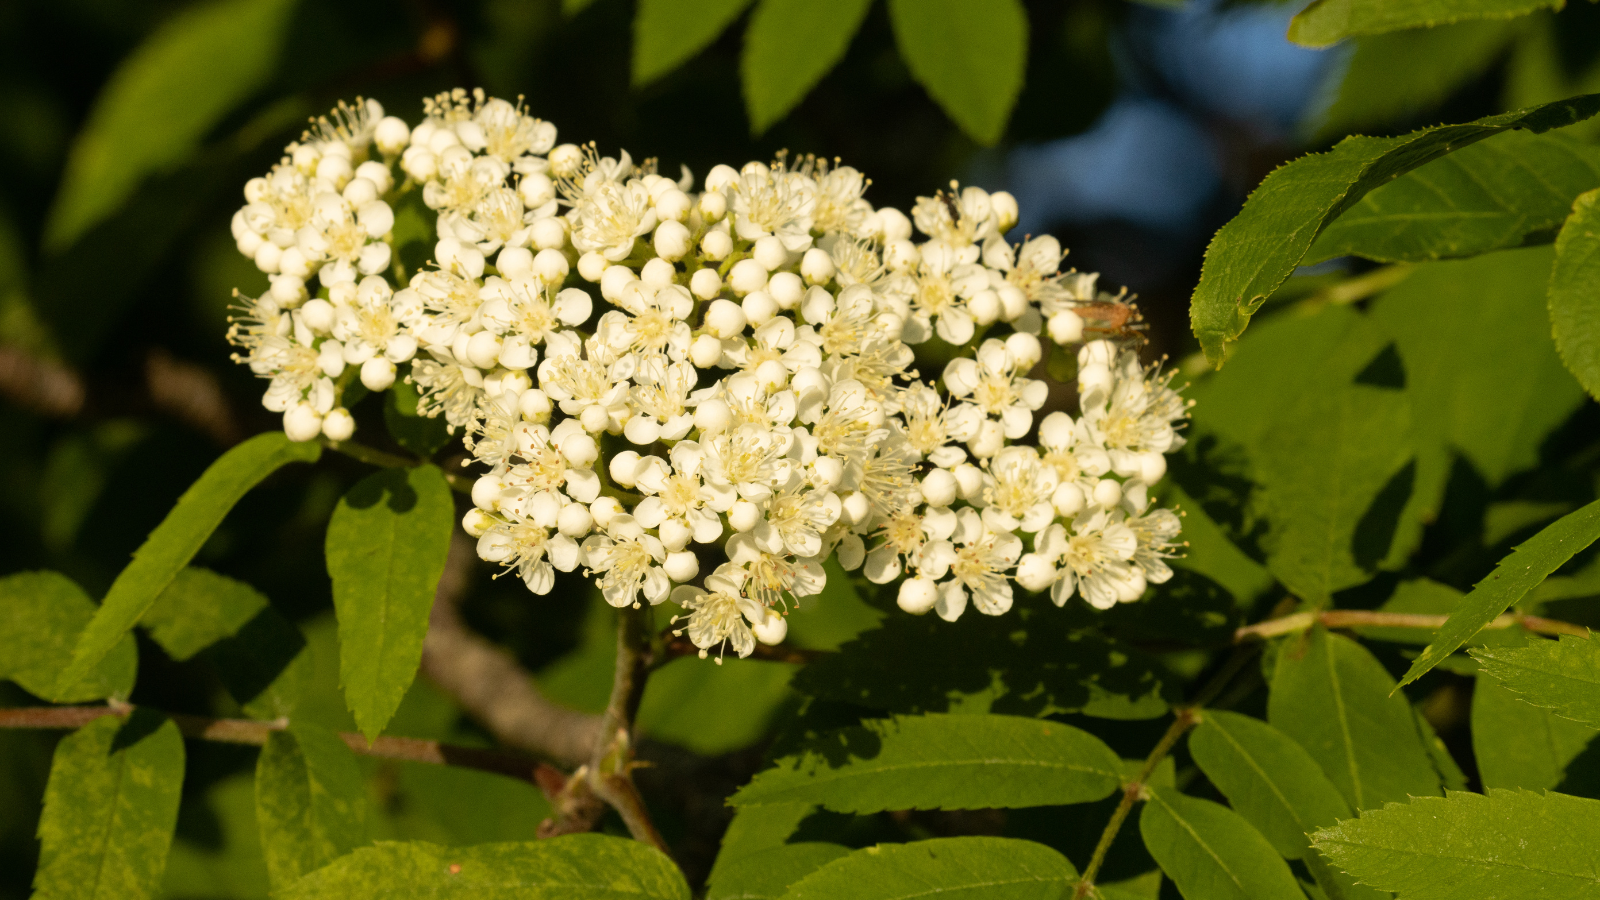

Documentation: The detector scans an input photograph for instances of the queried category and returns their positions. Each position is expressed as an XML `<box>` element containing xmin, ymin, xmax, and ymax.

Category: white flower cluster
<box><xmin>225</xmin><ymin>91</ymin><xmax>1191</xmax><ymax>660</ymax></box>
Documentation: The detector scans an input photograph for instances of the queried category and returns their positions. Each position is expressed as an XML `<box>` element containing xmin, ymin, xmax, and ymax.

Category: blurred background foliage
<box><xmin>4</xmin><ymin>0</ymin><xmax>1600</xmax><ymax>896</ymax></box>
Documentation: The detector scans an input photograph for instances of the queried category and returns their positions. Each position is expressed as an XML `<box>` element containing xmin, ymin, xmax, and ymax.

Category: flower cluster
<box><xmin>225</xmin><ymin>90</ymin><xmax>1191</xmax><ymax>661</ymax></box>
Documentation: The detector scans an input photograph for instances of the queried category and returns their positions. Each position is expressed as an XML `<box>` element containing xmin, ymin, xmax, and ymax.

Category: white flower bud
<box><xmin>374</xmin><ymin>116</ymin><xmax>411</xmax><ymax>155</ymax></box>
<box><xmin>969</xmin><ymin>419</ymin><xmax>1004</xmax><ymax>458</ymax></box>
<box><xmin>883</xmin><ymin>238</ymin><xmax>918</xmax><ymax>271</ymax></box>
<box><xmin>301</xmin><ymin>298</ymin><xmax>335</xmax><ymax>333</ymax></box>
<box><xmin>473</xmin><ymin>474</ymin><xmax>504</xmax><ymax>510</ymax></box>
<box><xmin>1016</xmin><ymin>554</ymin><xmax>1057</xmax><ymax>592</ymax></box>
<box><xmin>991</xmin><ymin>191</ymin><xmax>1019</xmax><ymax>232</ymax></box>
<box><xmin>698</xmin><ymin>190</ymin><xmax>728</xmax><ymax>221</ymax></box>
<box><xmin>360</xmin><ymin>356</ymin><xmax>396</xmax><ymax>391</ymax></box>
<box><xmin>1006</xmin><ymin>332</ymin><xmax>1042</xmax><ymax>370</ymax></box>
<box><xmin>972</xmin><ymin>290</ymin><xmax>1003</xmax><ymax>326</ymax></box>
<box><xmin>401</xmin><ymin>146</ymin><xmax>437</xmax><ymax>181</ymax></box>
<box><xmin>253</xmin><ymin>240</ymin><xmax>282</xmax><ymax>273</ymax></box>
<box><xmin>705</xmin><ymin>164</ymin><xmax>739</xmax><ymax>192</ymax></box>
<box><xmin>497</xmin><ymin>246</ymin><xmax>535</xmax><ymax>280</ymax></box>
<box><xmin>701</xmin><ymin>229</ymin><xmax>733</xmax><ymax>261</ymax></box>
<box><xmin>494</xmin><ymin>369</ymin><xmax>532</xmax><ymax>397</ymax></box>
<box><xmin>1079</xmin><ymin>363</ymin><xmax>1113</xmax><ymax>402</ymax></box>
<box><xmin>1053</xmin><ymin>482</ymin><xmax>1085</xmax><ymax>517</ymax></box>
<box><xmin>690</xmin><ymin>334</ymin><xmax>724</xmax><ymax>369</ymax></box>
<box><xmin>659</xmin><ymin>519</ymin><xmax>693</xmax><ymax>552</ymax></box>
<box><xmin>729</xmin><ymin>501</ymin><xmax>763</xmax><ymax>532</ymax></box>
<box><xmin>953</xmin><ymin>463</ymin><xmax>984</xmax><ymax>500</ymax></box>
<box><xmin>841</xmin><ymin>491</ymin><xmax>870</xmax><ymax>525</ymax></box>
<box><xmin>317</xmin><ymin>340</ymin><xmax>346</xmax><ymax>378</ymax></box>
<box><xmin>519</xmin><ymin>388</ymin><xmax>552</xmax><ymax>422</ymax></box>
<box><xmin>998</xmin><ymin>284</ymin><xmax>1028</xmax><ymax>321</ymax></box>
<box><xmin>283</xmin><ymin>403</ymin><xmax>322</xmax><ymax>442</ymax></box>
<box><xmin>609</xmin><ymin>450</ymin><xmax>642</xmax><ymax>487</ymax></box>
<box><xmin>462</xmin><ymin>507</ymin><xmax>493</xmax><ymax>538</ymax></box>
<box><xmin>466</xmin><ymin>331</ymin><xmax>503</xmax><ymax>370</ymax></box>
<box><xmin>766</xmin><ymin>272</ymin><xmax>804</xmax><ymax>310</ymax></box>
<box><xmin>580</xmin><ymin>404</ymin><xmax>610</xmax><ymax>433</ymax></box>
<box><xmin>811</xmin><ymin>456</ymin><xmax>843</xmax><ymax>490</ymax></box>
<box><xmin>752</xmin><ymin>236</ymin><xmax>787</xmax><ymax>271</ymax></box>
<box><xmin>741</xmin><ymin>290</ymin><xmax>778</xmax><ymax>327</ymax></box>
<box><xmin>690</xmin><ymin>268</ymin><xmax>723</xmax><ymax>300</ymax></box>
<box><xmin>664</xmin><ymin>550</ymin><xmax>700</xmax><ymax>583</ymax></box>
<box><xmin>531</xmin><ymin>217</ymin><xmax>567</xmax><ymax>250</ymax></box>
<box><xmin>920</xmin><ymin>469</ymin><xmax>958</xmax><ymax>507</ymax></box>
<box><xmin>529</xmin><ymin>249</ymin><xmax>567</xmax><ymax>284</ymax></box>
<box><xmin>639</xmin><ymin>258</ymin><xmax>674</xmax><ymax>288</ymax></box>
<box><xmin>704</xmin><ymin>299</ymin><xmax>747</xmax><ymax>338</ymax></box>
<box><xmin>624</xmin><ymin>414</ymin><xmax>662</xmax><ymax>445</ymax></box>
<box><xmin>342</xmin><ymin>177</ymin><xmax>378</xmax><ymax>207</ymax></box>
<box><xmin>557</xmin><ymin>502</ymin><xmax>593</xmax><ymax>538</ymax></box>
<box><xmin>1093</xmin><ymin>478</ymin><xmax>1123</xmax><ymax>509</ymax></box>
<box><xmin>518</xmin><ymin>173</ymin><xmax>555</xmax><ymax>209</ymax></box>
<box><xmin>600</xmin><ymin>264</ymin><xmax>636</xmax><ymax>301</ymax></box>
<box><xmin>752</xmin><ymin>608</ymin><xmax>787</xmax><ymax>645</ymax></box>
<box><xmin>548</xmin><ymin>143</ymin><xmax>583</xmax><ymax>177</ymax></box>
<box><xmin>561</xmin><ymin>432</ymin><xmax>599</xmax><ymax>466</ymax></box>
<box><xmin>898</xmin><ymin>578</ymin><xmax>938</xmax><ymax>615</ymax></box>
<box><xmin>653</xmin><ymin>220</ymin><xmax>691</xmax><ymax>261</ymax></box>
<box><xmin>590</xmin><ymin>496</ymin><xmax>624</xmax><ymax>529</ymax></box>
<box><xmin>878</xmin><ymin>206</ymin><xmax>913</xmax><ymax>242</ymax></box>
<box><xmin>655</xmin><ymin>188</ymin><xmax>691</xmax><ymax>222</ymax></box>
<box><xmin>800</xmin><ymin>248</ymin><xmax>835</xmax><ymax>285</ymax></box>
<box><xmin>694</xmin><ymin>397</ymin><xmax>731</xmax><ymax>433</ymax></box>
<box><xmin>320</xmin><ymin>407</ymin><xmax>355</xmax><ymax>442</ymax></box>
<box><xmin>1049</xmin><ymin>310</ymin><xmax>1085</xmax><ymax>345</ymax></box>
<box><xmin>1137</xmin><ymin>452</ymin><xmax>1168</xmax><ymax>485</ymax></box>
<box><xmin>577</xmin><ymin>251</ymin><xmax>608</xmax><ymax>282</ymax></box>
<box><xmin>728</xmin><ymin>258</ymin><xmax>768</xmax><ymax>296</ymax></box>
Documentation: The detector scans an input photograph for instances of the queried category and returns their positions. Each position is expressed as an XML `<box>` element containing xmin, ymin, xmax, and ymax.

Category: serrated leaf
<box><xmin>709</xmin><ymin>802</ymin><xmax>816</xmax><ymax>893</ymax></box>
<box><xmin>1550</xmin><ymin>187</ymin><xmax>1600</xmax><ymax>401</ymax></box>
<box><xmin>779</xmin><ymin>837</ymin><xmax>1077</xmax><ymax>900</ymax></box>
<box><xmin>731</xmin><ymin>713</ymin><xmax>1122</xmax><ymax>813</ymax></box>
<box><xmin>255</xmin><ymin>722</ymin><xmax>368</xmax><ymax>890</ymax></box>
<box><xmin>632</xmin><ymin>0</ymin><xmax>755</xmax><ymax>88</ymax></box>
<box><xmin>0</xmin><ymin>571</ymin><xmax>135</xmax><ymax>702</ymax></box>
<box><xmin>1473</xmin><ymin>669</ymin><xmax>1598</xmax><ymax>791</ymax></box>
<box><xmin>1270</xmin><ymin>628</ymin><xmax>1440</xmax><ymax>811</ymax></box>
<box><xmin>708</xmin><ymin>843</ymin><xmax>849</xmax><ymax>900</ymax></box>
<box><xmin>1400</xmin><ymin>499</ymin><xmax>1600</xmax><ymax>687</ymax></box>
<box><xmin>139</xmin><ymin>566</ymin><xmax>268</xmax><ymax>661</ymax></box>
<box><xmin>56</xmin><ymin>431</ymin><xmax>320</xmax><ymax>696</ymax></box>
<box><xmin>1289</xmin><ymin>0</ymin><xmax>1557</xmax><ymax>48</ymax></box>
<box><xmin>326</xmin><ymin>465</ymin><xmax>454</xmax><ymax>741</ymax></box>
<box><xmin>1311</xmin><ymin>789</ymin><xmax>1600</xmax><ymax>900</ymax></box>
<box><xmin>1189</xmin><ymin>711</ymin><xmax>1351</xmax><ymax>860</ymax></box>
<box><xmin>1189</xmin><ymin>93</ymin><xmax>1600</xmax><ymax>365</ymax></box>
<box><xmin>385</xmin><ymin>373</ymin><xmax>452</xmax><ymax>458</ymax></box>
<box><xmin>277</xmin><ymin>834</ymin><xmax>690</xmax><ymax>899</ymax></box>
<box><xmin>44</xmin><ymin>0</ymin><xmax>299</xmax><ymax>250</ymax></box>
<box><xmin>741</xmin><ymin>0</ymin><xmax>872</xmax><ymax>134</ymax></box>
<box><xmin>1138</xmin><ymin>787</ymin><xmax>1304</xmax><ymax>900</ymax></box>
<box><xmin>32</xmin><ymin>712</ymin><xmax>185</xmax><ymax>900</ymax></box>
<box><xmin>1473</xmin><ymin>634</ymin><xmax>1600</xmax><ymax>729</ymax></box>
<box><xmin>1307</xmin><ymin>132</ymin><xmax>1600</xmax><ymax>265</ymax></box>
<box><xmin>886</xmin><ymin>0</ymin><xmax>1027</xmax><ymax>146</ymax></box>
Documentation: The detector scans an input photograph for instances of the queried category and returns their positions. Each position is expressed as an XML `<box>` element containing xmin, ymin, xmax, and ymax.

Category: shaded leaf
<box><xmin>44</xmin><ymin>0</ymin><xmax>299</xmax><ymax>249</ymax></box>
<box><xmin>886</xmin><ymin>0</ymin><xmax>1027</xmax><ymax>146</ymax></box>
<box><xmin>1138</xmin><ymin>787</ymin><xmax>1304</xmax><ymax>900</ymax></box>
<box><xmin>385</xmin><ymin>373</ymin><xmax>451</xmax><ymax>458</ymax></box>
<box><xmin>779</xmin><ymin>837</ymin><xmax>1076</xmax><ymax>900</ymax></box>
<box><xmin>209</xmin><ymin>604</ymin><xmax>311</xmax><ymax>719</ymax></box>
<box><xmin>1189</xmin><ymin>710</ymin><xmax>1351</xmax><ymax>859</ymax></box>
<box><xmin>1550</xmin><ymin>186</ymin><xmax>1600</xmax><ymax>401</ymax></box>
<box><xmin>1289</xmin><ymin>0</ymin><xmax>1557</xmax><ymax>48</ymax></box>
<box><xmin>1269</xmin><ymin>628</ymin><xmax>1440</xmax><ymax>811</ymax></box>
<box><xmin>741</xmin><ymin>0</ymin><xmax>873</xmax><ymax>134</ymax></box>
<box><xmin>1311</xmin><ymin>789</ymin><xmax>1600</xmax><ymax>900</ymax></box>
<box><xmin>139</xmin><ymin>566</ymin><xmax>267</xmax><ymax>661</ymax></box>
<box><xmin>732</xmin><ymin>713</ymin><xmax>1121</xmax><ymax>813</ymax></box>
<box><xmin>32</xmin><ymin>712</ymin><xmax>185</xmax><ymax>900</ymax></box>
<box><xmin>1473</xmin><ymin>670</ymin><xmax>1598</xmax><ymax>791</ymax></box>
<box><xmin>1308</xmin><ymin>132</ymin><xmax>1600</xmax><ymax>264</ymax></box>
<box><xmin>255</xmin><ymin>723</ymin><xmax>368</xmax><ymax>890</ymax></box>
<box><xmin>632</xmin><ymin>0</ymin><xmax>755</xmax><ymax>88</ymax></box>
<box><xmin>1400</xmin><ymin>498</ymin><xmax>1600</xmax><ymax>686</ymax></box>
<box><xmin>708</xmin><ymin>843</ymin><xmax>849</xmax><ymax>900</ymax></box>
<box><xmin>56</xmin><ymin>432</ymin><xmax>320</xmax><ymax>696</ymax></box>
<box><xmin>708</xmin><ymin>802</ymin><xmax>819</xmax><ymax>898</ymax></box>
<box><xmin>326</xmin><ymin>465</ymin><xmax>454</xmax><ymax>741</ymax></box>
<box><xmin>1189</xmin><ymin>93</ymin><xmax>1600</xmax><ymax>365</ymax></box>
<box><xmin>278</xmin><ymin>834</ymin><xmax>689</xmax><ymax>899</ymax></box>
<box><xmin>0</xmin><ymin>571</ymin><xmax>135</xmax><ymax>702</ymax></box>
<box><xmin>1473</xmin><ymin>634</ymin><xmax>1600</xmax><ymax>728</ymax></box>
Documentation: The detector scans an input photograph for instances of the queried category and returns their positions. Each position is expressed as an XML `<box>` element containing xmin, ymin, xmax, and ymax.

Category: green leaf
<box><xmin>44</xmin><ymin>0</ymin><xmax>299</xmax><ymax>250</ymax></box>
<box><xmin>1269</xmin><ymin>628</ymin><xmax>1440</xmax><ymax>811</ymax></box>
<box><xmin>1189</xmin><ymin>93</ymin><xmax>1600</xmax><ymax>365</ymax></box>
<box><xmin>778</xmin><ymin>837</ymin><xmax>1077</xmax><ymax>900</ymax></box>
<box><xmin>56</xmin><ymin>431</ymin><xmax>320</xmax><ymax>697</ymax></box>
<box><xmin>139</xmin><ymin>566</ymin><xmax>267</xmax><ymax>661</ymax></box>
<box><xmin>886</xmin><ymin>0</ymin><xmax>1027</xmax><ymax>146</ymax></box>
<box><xmin>1254</xmin><ymin>378</ymin><xmax>1411</xmax><ymax>606</ymax></box>
<box><xmin>1473</xmin><ymin>669</ymin><xmax>1598</xmax><ymax>791</ymax></box>
<box><xmin>1138</xmin><ymin>787</ymin><xmax>1304</xmax><ymax>900</ymax></box>
<box><xmin>741</xmin><ymin>0</ymin><xmax>872</xmax><ymax>134</ymax></box>
<box><xmin>1307</xmin><ymin>132</ymin><xmax>1600</xmax><ymax>265</ymax></box>
<box><xmin>1189</xmin><ymin>711</ymin><xmax>1351</xmax><ymax>860</ymax></box>
<box><xmin>1550</xmin><ymin>186</ymin><xmax>1600</xmax><ymax>401</ymax></box>
<box><xmin>255</xmin><ymin>722</ymin><xmax>368</xmax><ymax>890</ymax></box>
<box><xmin>32</xmin><ymin>712</ymin><xmax>185</xmax><ymax>900</ymax></box>
<box><xmin>0</xmin><ymin>571</ymin><xmax>135</xmax><ymax>702</ymax></box>
<box><xmin>632</xmin><ymin>0</ymin><xmax>755</xmax><ymax>88</ymax></box>
<box><xmin>1473</xmin><ymin>634</ymin><xmax>1600</xmax><ymax>729</ymax></box>
<box><xmin>731</xmin><ymin>713</ymin><xmax>1123</xmax><ymax>812</ymax></box>
<box><xmin>210</xmin><ymin>605</ymin><xmax>311</xmax><ymax>719</ymax></box>
<box><xmin>385</xmin><ymin>373</ymin><xmax>452</xmax><ymax>458</ymax></box>
<box><xmin>1289</xmin><ymin>0</ymin><xmax>1558</xmax><ymax>48</ymax></box>
<box><xmin>709</xmin><ymin>843</ymin><xmax>850</xmax><ymax>900</ymax></box>
<box><xmin>709</xmin><ymin>802</ymin><xmax>816</xmax><ymax>891</ymax></box>
<box><xmin>1400</xmin><ymin>499</ymin><xmax>1600</xmax><ymax>686</ymax></box>
<box><xmin>1311</xmin><ymin>789</ymin><xmax>1600</xmax><ymax>900</ymax></box>
<box><xmin>326</xmin><ymin>465</ymin><xmax>454</xmax><ymax>741</ymax></box>
<box><xmin>278</xmin><ymin>834</ymin><xmax>690</xmax><ymax>899</ymax></box>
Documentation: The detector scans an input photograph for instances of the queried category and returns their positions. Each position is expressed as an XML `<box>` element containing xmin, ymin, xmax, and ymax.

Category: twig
<box><xmin>0</xmin><ymin>705</ymin><xmax>563</xmax><ymax>786</ymax></box>
<box><xmin>588</xmin><ymin>604</ymin><xmax>669</xmax><ymax>852</ymax></box>
<box><xmin>322</xmin><ymin>437</ymin><xmax>474</xmax><ymax>492</ymax></box>
<box><xmin>1233</xmin><ymin>609</ymin><xmax>1590</xmax><ymax>643</ymax></box>
<box><xmin>660</xmin><ymin>633</ymin><xmax>827</xmax><ymax>665</ymax></box>
<box><xmin>0</xmin><ymin>345</ymin><xmax>84</xmax><ymax>417</ymax></box>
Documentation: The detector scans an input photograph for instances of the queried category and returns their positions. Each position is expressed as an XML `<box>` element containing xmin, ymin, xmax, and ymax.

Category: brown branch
<box><xmin>588</xmin><ymin>604</ymin><xmax>668</xmax><ymax>852</ymax></box>
<box><xmin>0</xmin><ymin>704</ymin><xmax>563</xmax><ymax>786</ymax></box>
<box><xmin>1234</xmin><ymin>609</ymin><xmax>1590</xmax><ymax>643</ymax></box>
<box><xmin>419</xmin><ymin>534</ymin><xmax>603</xmax><ymax>769</ymax></box>
<box><xmin>0</xmin><ymin>344</ymin><xmax>84</xmax><ymax>417</ymax></box>
<box><xmin>145</xmin><ymin>348</ymin><xmax>242</xmax><ymax>445</ymax></box>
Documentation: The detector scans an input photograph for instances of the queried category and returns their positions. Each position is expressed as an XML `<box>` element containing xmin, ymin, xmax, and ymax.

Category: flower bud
<box><xmin>590</xmin><ymin>496</ymin><xmax>624</xmax><ymax>529</ymax></box>
<box><xmin>519</xmin><ymin>173</ymin><xmax>555</xmax><ymax>209</ymax></box>
<box><xmin>519</xmin><ymin>388</ymin><xmax>552</xmax><ymax>421</ymax></box>
<box><xmin>800</xmin><ymin>248</ymin><xmax>835</xmax><ymax>285</ymax></box>
<box><xmin>659</xmin><ymin>519</ymin><xmax>692</xmax><ymax>552</ymax></box>
<box><xmin>577</xmin><ymin>251</ymin><xmax>607</xmax><ymax>282</ymax></box>
<box><xmin>704</xmin><ymin>164</ymin><xmax>739</xmax><ymax>192</ymax></box>
<box><xmin>600</xmin><ymin>264</ymin><xmax>636</xmax><ymax>301</ymax></box>
<box><xmin>753</xmin><ymin>236</ymin><xmax>787</xmax><ymax>271</ymax></box>
<box><xmin>580</xmin><ymin>404</ymin><xmax>610</xmax><ymax>433</ymax></box>
<box><xmin>557</xmin><ymin>502</ymin><xmax>594</xmax><ymax>538</ymax></box>
<box><xmin>694</xmin><ymin>398</ymin><xmax>732</xmax><ymax>433</ymax></box>
<box><xmin>1093</xmin><ymin>478</ymin><xmax>1123</xmax><ymax>509</ymax></box>
<box><xmin>533</xmin><ymin>248</ymin><xmax>570</xmax><ymax>283</ymax></box>
<box><xmin>811</xmin><ymin>456</ymin><xmax>843</xmax><ymax>490</ymax></box>
<box><xmin>766</xmin><ymin>272</ymin><xmax>804</xmax><ymax>309</ymax></box>
<box><xmin>284</xmin><ymin>403</ymin><xmax>322</xmax><ymax>442</ymax></box>
<box><xmin>1049</xmin><ymin>310</ymin><xmax>1085</xmax><ymax>345</ymax></box>
<box><xmin>690</xmin><ymin>334</ymin><xmax>724</xmax><ymax>369</ymax></box>
<box><xmin>883</xmin><ymin>238</ymin><xmax>918</xmax><ymax>271</ymax></box>
<box><xmin>609</xmin><ymin>450</ymin><xmax>642</xmax><ymax>488</ymax></box>
<box><xmin>728</xmin><ymin>258</ymin><xmax>768</xmax><ymax>295</ymax></box>
<box><xmin>664</xmin><ymin>550</ymin><xmax>700</xmax><ymax>583</ymax></box>
<box><xmin>1006</xmin><ymin>332</ymin><xmax>1042</xmax><ymax>370</ymax></box>
<box><xmin>920</xmin><ymin>469</ymin><xmax>958</xmax><ymax>507</ymax></box>
<box><xmin>472</xmin><ymin>474</ymin><xmax>504</xmax><ymax>510</ymax></box>
<box><xmin>1053</xmin><ymin>482</ymin><xmax>1085</xmax><ymax>517</ymax></box>
<box><xmin>467</xmin><ymin>331</ymin><xmax>503</xmax><ymax>370</ymax></box>
<box><xmin>462</xmin><ymin>507</ymin><xmax>492</xmax><ymax>538</ymax></box>
<box><xmin>360</xmin><ymin>356</ymin><xmax>396</xmax><ymax>391</ymax></box>
<box><xmin>561</xmin><ymin>432</ymin><xmax>600</xmax><ymax>466</ymax></box>
<box><xmin>320</xmin><ymin>407</ymin><xmax>355</xmax><ymax>442</ymax></box>
<box><xmin>531</xmin><ymin>217</ymin><xmax>567</xmax><ymax>250</ymax></box>
<box><xmin>704</xmin><ymin>299</ymin><xmax>747</xmax><ymax>338</ymax></box>
<box><xmin>898</xmin><ymin>578</ymin><xmax>938</xmax><ymax>615</ymax></box>
<box><xmin>653</xmin><ymin>220</ymin><xmax>691</xmax><ymax>261</ymax></box>
<box><xmin>841</xmin><ymin>491</ymin><xmax>870</xmax><ymax>525</ymax></box>
<box><xmin>729</xmin><ymin>500</ymin><xmax>763</xmax><ymax>532</ymax></box>
<box><xmin>375</xmin><ymin>116</ymin><xmax>411</xmax><ymax>155</ymax></box>
<box><xmin>969</xmin><ymin>290</ymin><xmax>1001</xmax><ymax>326</ymax></box>
<box><xmin>701</xmin><ymin>229</ymin><xmax>733</xmax><ymax>261</ymax></box>
<box><xmin>301</xmin><ymin>298</ymin><xmax>335</xmax><ymax>333</ymax></box>
<box><xmin>953</xmin><ymin>463</ymin><xmax>984</xmax><ymax>500</ymax></box>
<box><xmin>655</xmin><ymin>188</ymin><xmax>691</xmax><ymax>222</ymax></box>
<box><xmin>640</xmin><ymin>258</ymin><xmax>675</xmax><ymax>288</ymax></box>
<box><xmin>690</xmin><ymin>268</ymin><xmax>723</xmax><ymax>300</ymax></box>
<box><xmin>968</xmin><ymin>419</ymin><xmax>1004</xmax><ymax>458</ymax></box>
<box><xmin>991</xmin><ymin>191</ymin><xmax>1019</xmax><ymax>232</ymax></box>
<box><xmin>878</xmin><ymin>207</ymin><xmax>913</xmax><ymax>242</ymax></box>
<box><xmin>624</xmin><ymin>415</ymin><xmax>662</xmax><ymax>445</ymax></box>
<box><xmin>741</xmin><ymin>290</ymin><xmax>778</xmax><ymax>327</ymax></box>
<box><xmin>497</xmin><ymin>246</ymin><xmax>534</xmax><ymax>280</ymax></box>
<box><xmin>752</xmin><ymin>608</ymin><xmax>787</xmax><ymax>645</ymax></box>
<box><xmin>698</xmin><ymin>190</ymin><xmax>727</xmax><ymax>221</ymax></box>
<box><xmin>1137</xmin><ymin>451</ymin><xmax>1168</xmax><ymax>485</ymax></box>
<box><xmin>1016</xmin><ymin>553</ymin><xmax>1057</xmax><ymax>592</ymax></box>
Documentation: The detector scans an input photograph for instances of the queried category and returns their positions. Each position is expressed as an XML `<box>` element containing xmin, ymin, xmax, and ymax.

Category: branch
<box><xmin>1233</xmin><ymin>608</ymin><xmax>1590</xmax><ymax>643</ymax></box>
<box><xmin>660</xmin><ymin>633</ymin><xmax>826</xmax><ymax>665</ymax></box>
<box><xmin>322</xmin><ymin>438</ymin><xmax>474</xmax><ymax>492</ymax></box>
<box><xmin>588</xmin><ymin>604</ymin><xmax>668</xmax><ymax>852</ymax></box>
<box><xmin>0</xmin><ymin>704</ymin><xmax>563</xmax><ymax>786</ymax></box>
<box><xmin>0</xmin><ymin>345</ymin><xmax>83</xmax><ymax>417</ymax></box>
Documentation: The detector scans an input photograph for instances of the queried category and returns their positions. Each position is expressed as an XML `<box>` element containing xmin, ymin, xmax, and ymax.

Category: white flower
<box><xmin>671</xmin><ymin>564</ymin><xmax>764</xmax><ymax>659</ymax></box>
<box><xmin>571</xmin><ymin>179</ymin><xmax>656</xmax><ymax>261</ymax></box>
<box><xmin>1036</xmin><ymin>509</ymin><xmax>1141</xmax><ymax>610</ymax></box>
<box><xmin>980</xmin><ymin>446</ymin><xmax>1059</xmax><ymax>533</ymax></box>
<box><xmin>503</xmin><ymin>421</ymin><xmax>602</xmax><ymax>505</ymax></box>
<box><xmin>628</xmin><ymin>358</ymin><xmax>698</xmax><ymax>442</ymax></box>
<box><xmin>481</xmin><ymin>280</ymin><xmax>591</xmax><ymax>353</ymax></box>
<box><xmin>763</xmin><ymin>480</ymin><xmax>842</xmax><ymax>558</ymax></box>
<box><xmin>330</xmin><ymin>276</ymin><xmax>417</xmax><ymax>366</ymax></box>
<box><xmin>730</xmin><ymin>164</ymin><xmax>815</xmax><ymax>252</ymax></box>
<box><xmin>920</xmin><ymin>508</ymin><xmax>1022</xmax><ymax>621</ymax></box>
<box><xmin>410</xmin><ymin>348</ymin><xmax>484</xmax><ymax>430</ymax></box>
<box><xmin>902</xmin><ymin>254</ymin><xmax>974</xmax><ymax>346</ymax></box>
<box><xmin>477</xmin><ymin>512</ymin><xmax>580</xmax><ymax>594</ymax></box>
<box><xmin>295</xmin><ymin>191</ymin><xmax>393</xmax><ymax>285</ymax></box>
<box><xmin>944</xmin><ymin>339</ymin><xmax>1049</xmax><ymax>439</ymax></box>
<box><xmin>1080</xmin><ymin>346</ymin><xmax>1189</xmax><ymax>480</ymax></box>
<box><xmin>632</xmin><ymin>442</ymin><xmax>724</xmax><ymax>548</ymax></box>
<box><xmin>582</xmin><ymin>514</ymin><xmax>669</xmax><ymax>607</ymax></box>
<box><xmin>863</xmin><ymin>506</ymin><xmax>958</xmax><ymax>584</ymax></box>
<box><xmin>700</xmin><ymin>424</ymin><xmax>794</xmax><ymax>507</ymax></box>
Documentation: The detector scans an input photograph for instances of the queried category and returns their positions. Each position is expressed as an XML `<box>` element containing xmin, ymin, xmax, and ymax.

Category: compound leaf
<box><xmin>1473</xmin><ymin>634</ymin><xmax>1600</xmax><ymax>729</ymax></box>
<box><xmin>1138</xmin><ymin>787</ymin><xmax>1304</xmax><ymax>900</ymax></box>
<box><xmin>779</xmin><ymin>837</ymin><xmax>1076</xmax><ymax>900</ymax></box>
<box><xmin>886</xmin><ymin>0</ymin><xmax>1026</xmax><ymax>146</ymax></box>
<box><xmin>0</xmin><ymin>571</ymin><xmax>135</xmax><ymax>702</ymax></box>
<box><xmin>1549</xmin><ymin>186</ymin><xmax>1600</xmax><ymax>401</ymax></box>
<box><xmin>741</xmin><ymin>0</ymin><xmax>873</xmax><ymax>134</ymax></box>
<box><xmin>255</xmin><ymin>722</ymin><xmax>368</xmax><ymax>890</ymax></box>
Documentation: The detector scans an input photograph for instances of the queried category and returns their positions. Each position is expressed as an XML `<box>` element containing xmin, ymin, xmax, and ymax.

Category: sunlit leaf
<box><xmin>0</xmin><ymin>571</ymin><xmax>135</xmax><ymax>702</ymax></box>
<box><xmin>1549</xmin><ymin>186</ymin><xmax>1600</xmax><ymax>401</ymax></box>
<box><xmin>1289</xmin><ymin>0</ymin><xmax>1558</xmax><ymax>48</ymax></box>
<box><xmin>255</xmin><ymin>723</ymin><xmax>368</xmax><ymax>890</ymax></box>
<box><xmin>741</xmin><ymin>0</ymin><xmax>873</xmax><ymax>134</ymax></box>
<box><xmin>633</xmin><ymin>0</ymin><xmax>755</xmax><ymax>88</ymax></box>
<box><xmin>1473</xmin><ymin>634</ymin><xmax>1600</xmax><ymax>729</ymax></box>
<box><xmin>779</xmin><ymin>837</ymin><xmax>1076</xmax><ymax>900</ymax></box>
<box><xmin>885</xmin><ymin>0</ymin><xmax>1027</xmax><ymax>145</ymax></box>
